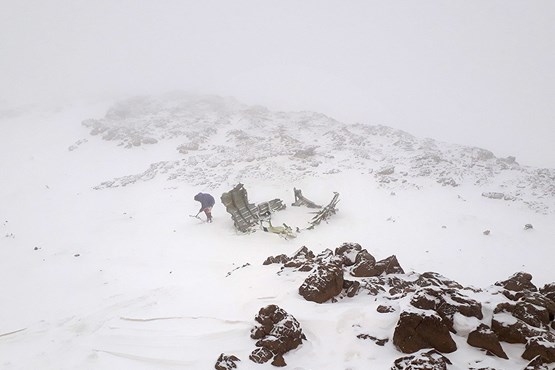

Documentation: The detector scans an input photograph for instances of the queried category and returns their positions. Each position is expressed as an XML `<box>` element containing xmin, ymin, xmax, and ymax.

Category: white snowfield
<box><xmin>1</xmin><ymin>95</ymin><xmax>554</xmax><ymax>369</ymax></box>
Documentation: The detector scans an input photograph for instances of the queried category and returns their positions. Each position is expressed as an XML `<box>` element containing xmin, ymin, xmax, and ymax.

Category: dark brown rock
<box><xmin>415</xmin><ymin>272</ymin><xmax>464</xmax><ymax>290</ymax></box>
<box><xmin>343</xmin><ymin>280</ymin><xmax>360</xmax><ymax>297</ymax></box>
<box><xmin>410</xmin><ymin>286</ymin><xmax>483</xmax><ymax>331</ymax></box>
<box><xmin>367</xmin><ymin>255</ymin><xmax>404</xmax><ymax>276</ymax></box>
<box><xmin>491</xmin><ymin>314</ymin><xmax>543</xmax><ymax>344</ymax></box>
<box><xmin>350</xmin><ymin>249</ymin><xmax>376</xmax><ymax>277</ymax></box>
<box><xmin>357</xmin><ymin>333</ymin><xmax>388</xmax><ymax>346</ymax></box>
<box><xmin>522</xmin><ymin>333</ymin><xmax>555</xmax><ymax>363</ymax></box>
<box><xmin>284</xmin><ymin>246</ymin><xmax>315</xmax><ymax>269</ymax></box>
<box><xmin>393</xmin><ymin>311</ymin><xmax>457</xmax><ymax>353</ymax></box>
<box><xmin>215</xmin><ymin>353</ymin><xmax>240</xmax><ymax>370</ymax></box>
<box><xmin>467</xmin><ymin>324</ymin><xmax>508</xmax><ymax>359</ymax></box>
<box><xmin>377</xmin><ymin>305</ymin><xmax>395</xmax><ymax>313</ymax></box>
<box><xmin>249</xmin><ymin>347</ymin><xmax>272</xmax><ymax>364</ymax></box>
<box><xmin>263</xmin><ymin>254</ymin><xmax>289</xmax><ymax>265</ymax></box>
<box><xmin>494</xmin><ymin>302</ymin><xmax>550</xmax><ymax>329</ymax></box>
<box><xmin>359</xmin><ymin>277</ymin><xmax>387</xmax><ymax>296</ymax></box>
<box><xmin>271</xmin><ymin>354</ymin><xmax>287</xmax><ymax>367</ymax></box>
<box><xmin>495</xmin><ymin>272</ymin><xmax>537</xmax><ymax>293</ymax></box>
<box><xmin>539</xmin><ymin>283</ymin><xmax>555</xmax><ymax>303</ymax></box>
<box><xmin>334</xmin><ymin>242</ymin><xmax>362</xmax><ymax>266</ymax></box>
<box><xmin>518</xmin><ymin>291</ymin><xmax>555</xmax><ymax>322</ymax></box>
<box><xmin>392</xmin><ymin>349</ymin><xmax>452</xmax><ymax>369</ymax></box>
<box><xmin>251</xmin><ymin>304</ymin><xmax>305</xmax><ymax>361</ymax></box>
<box><xmin>299</xmin><ymin>263</ymin><xmax>344</xmax><ymax>303</ymax></box>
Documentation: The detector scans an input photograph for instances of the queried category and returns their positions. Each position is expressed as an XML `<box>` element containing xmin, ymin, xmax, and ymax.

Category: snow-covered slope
<box><xmin>77</xmin><ymin>93</ymin><xmax>555</xmax><ymax>215</ymax></box>
<box><xmin>1</xmin><ymin>94</ymin><xmax>554</xmax><ymax>369</ymax></box>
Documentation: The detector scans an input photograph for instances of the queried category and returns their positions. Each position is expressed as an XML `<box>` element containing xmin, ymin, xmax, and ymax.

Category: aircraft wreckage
<box><xmin>220</xmin><ymin>183</ymin><xmax>340</xmax><ymax>239</ymax></box>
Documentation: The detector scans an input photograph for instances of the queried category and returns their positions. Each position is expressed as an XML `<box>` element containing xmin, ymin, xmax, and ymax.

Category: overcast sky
<box><xmin>1</xmin><ymin>0</ymin><xmax>554</xmax><ymax>167</ymax></box>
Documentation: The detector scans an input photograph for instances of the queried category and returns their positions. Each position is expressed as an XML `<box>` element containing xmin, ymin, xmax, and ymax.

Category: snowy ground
<box><xmin>1</xmin><ymin>100</ymin><xmax>554</xmax><ymax>369</ymax></box>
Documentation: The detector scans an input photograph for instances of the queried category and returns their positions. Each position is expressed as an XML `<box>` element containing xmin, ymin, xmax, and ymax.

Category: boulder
<box><xmin>467</xmin><ymin>324</ymin><xmax>508</xmax><ymax>359</ymax></box>
<box><xmin>299</xmin><ymin>262</ymin><xmax>344</xmax><ymax>303</ymax></box>
<box><xmin>343</xmin><ymin>280</ymin><xmax>360</xmax><ymax>298</ymax></box>
<box><xmin>377</xmin><ymin>305</ymin><xmax>396</xmax><ymax>313</ymax></box>
<box><xmin>393</xmin><ymin>311</ymin><xmax>457</xmax><ymax>353</ymax></box>
<box><xmin>250</xmin><ymin>305</ymin><xmax>305</xmax><ymax>364</ymax></box>
<box><xmin>350</xmin><ymin>249</ymin><xmax>377</xmax><ymax>277</ymax></box>
<box><xmin>495</xmin><ymin>272</ymin><xmax>537</xmax><ymax>294</ymax></box>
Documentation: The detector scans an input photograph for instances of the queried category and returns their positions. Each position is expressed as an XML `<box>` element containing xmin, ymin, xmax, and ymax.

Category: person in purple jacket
<box><xmin>194</xmin><ymin>192</ymin><xmax>215</xmax><ymax>222</ymax></box>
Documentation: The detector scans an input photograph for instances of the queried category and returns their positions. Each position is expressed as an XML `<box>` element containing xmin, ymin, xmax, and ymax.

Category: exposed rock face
<box><xmin>298</xmin><ymin>262</ymin><xmax>344</xmax><ymax>303</ymax></box>
<box><xmin>467</xmin><ymin>324</ymin><xmax>508</xmax><ymax>359</ymax></box>
<box><xmin>250</xmin><ymin>305</ymin><xmax>305</xmax><ymax>366</ymax></box>
<box><xmin>214</xmin><ymin>353</ymin><xmax>240</xmax><ymax>370</ymax></box>
<box><xmin>393</xmin><ymin>311</ymin><xmax>457</xmax><ymax>353</ymax></box>
<box><xmin>392</xmin><ymin>349</ymin><xmax>452</xmax><ymax>369</ymax></box>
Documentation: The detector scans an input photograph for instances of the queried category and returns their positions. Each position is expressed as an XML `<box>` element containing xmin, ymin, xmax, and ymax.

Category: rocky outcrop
<box><xmin>393</xmin><ymin>311</ymin><xmax>457</xmax><ymax>353</ymax></box>
<box><xmin>249</xmin><ymin>305</ymin><xmax>305</xmax><ymax>366</ymax></box>
<box><xmin>261</xmin><ymin>245</ymin><xmax>555</xmax><ymax>364</ymax></box>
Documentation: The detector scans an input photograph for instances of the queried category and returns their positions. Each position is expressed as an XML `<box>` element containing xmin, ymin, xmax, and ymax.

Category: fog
<box><xmin>1</xmin><ymin>0</ymin><xmax>554</xmax><ymax>167</ymax></box>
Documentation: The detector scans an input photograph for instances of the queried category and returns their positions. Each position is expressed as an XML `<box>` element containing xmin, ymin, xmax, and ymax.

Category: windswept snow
<box><xmin>1</xmin><ymin>95</ymin><xmax>554</xmax><ymax>369</ymax></box>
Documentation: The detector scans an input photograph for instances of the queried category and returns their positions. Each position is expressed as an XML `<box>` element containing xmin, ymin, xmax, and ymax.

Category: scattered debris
<box><xmin>307</xmin><ymin>192</ymin><xmax>340</xmax><ymax>229</ymax></box>
<box><xmin>225</xmin><ymin>263</ymin><xmax>251</xmax><ymax>277</ymax></box>
<box><xmin>221</xmin><ymin>183</ymin><xmax>285</xmax><ymax>233</ymax></box>
<box><xmin>291</xmin><ymin>188</ymin><xmax>322</xmax><ymax>208</ymax></box>
<box><xmin>260</xmin><ymin>220</ymin><xmax>296</xmax><ymax>239</ymax></box>
<box><xmin>524</xmin><ymin>223</ymin><xmax>534</xmax><ymax>230</ymax></box>
<box><xmin>483</xmin><ymin>230</ymin><xmax>490</xmax><ymax>235</ymax></box>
